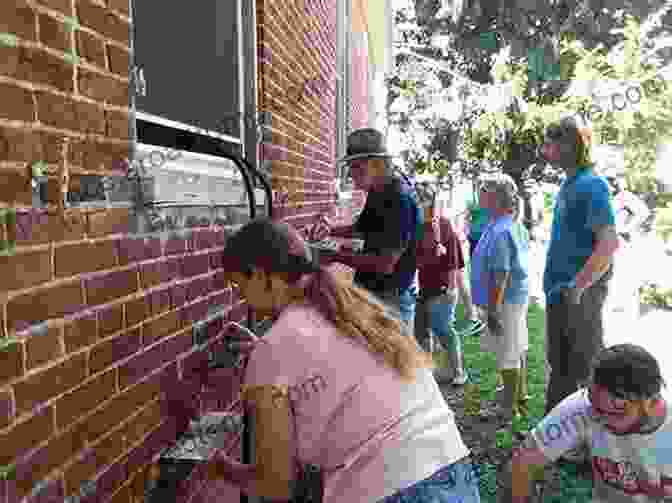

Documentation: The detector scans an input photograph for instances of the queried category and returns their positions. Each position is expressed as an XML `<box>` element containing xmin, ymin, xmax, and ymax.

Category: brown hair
<box><xmin>222</xmin><ymin>218</ymin><xmax>434</xmax><ymax>380</ymax></box>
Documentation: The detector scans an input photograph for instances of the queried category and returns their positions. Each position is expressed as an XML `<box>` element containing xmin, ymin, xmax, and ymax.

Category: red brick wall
<box><xmin>0</xmin><ymin>2</ymin><xmax>245</xmax><ymax>503</ymax></box>
<box><xmin>257</xmin><ymin>0</ymin><xmax>358</xmax><ymax>230</ymax></box>
<box><xmin>0</xmin><ymin>1</ymin><xmax>363</xmax><ymax>502</ymax></box>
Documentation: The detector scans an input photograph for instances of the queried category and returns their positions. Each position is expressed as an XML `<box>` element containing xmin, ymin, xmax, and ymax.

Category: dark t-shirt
<box><xmin>353</xmin><ymin>176</ymin><xmax>420</xmax><ymax>293</ymax></box>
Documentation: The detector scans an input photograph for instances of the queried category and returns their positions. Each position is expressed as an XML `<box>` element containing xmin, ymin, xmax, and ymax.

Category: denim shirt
<box><xmin>470</xmin><ymin>215</ymin><xmax>530</xmax><ymax>306</ymax></box>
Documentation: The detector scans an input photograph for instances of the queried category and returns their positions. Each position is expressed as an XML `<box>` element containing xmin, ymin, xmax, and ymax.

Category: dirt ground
<box><xmin>440</xmin><ymin>384</ymin><xmax>594</xmax><ymax>503</ymax></box>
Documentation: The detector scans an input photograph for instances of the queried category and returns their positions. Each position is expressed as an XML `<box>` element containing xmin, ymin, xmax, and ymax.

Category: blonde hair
<box><xmin>295</xmin><ymin>273</ymin><xmax>435</xmax><ymax>381</ymax></box>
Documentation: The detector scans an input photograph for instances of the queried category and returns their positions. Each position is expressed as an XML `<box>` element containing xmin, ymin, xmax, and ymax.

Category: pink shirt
<box><xmin>244</xmin><ymin>303</ymin><xmax>470</xmax><ymax>502</ymax></box>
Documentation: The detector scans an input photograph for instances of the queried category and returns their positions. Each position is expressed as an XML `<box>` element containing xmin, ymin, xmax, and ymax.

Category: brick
<box><xmin>139</xmin><ymin>262</ymin><xmax>162</xmax><ymax>290</ymax></box>
<box><xmin>89</xmin><ymin>328</ymin><xmax>140</xmax><ymax>375</ymax></box>
<box><xmin>55</xmin><ymin>240</ymin><xmax>117</xmax><ymax>278</ymax></box>
<box><xmin>7</xmin><ymin>281</ymin><xmax>84</xmax><ymax>333</ymax></box>
<box><xmin>209</xmin><ymin>250</ymin><xmax>224</xmax><ymax>270</ymax></box>
<box><xmin>65</xmin><ymin>431</ymin><xmax>125</xmax><ymax>494</ymax></box>
<box><xmin>0</xmin><ymin>249</ymin><xmax>52</xmax><ymax>294</ymax></box>
<box><xmin>93</xmin><ymin>461</ymin><xmax>126</xmax><ymax>503</ymax></box>
<box><xmin>69</xmin><ymin>138</ymin><xmax>131</xmax><ymax>173</ymax></box>
<box><xmin>98</xmin><ymin>304</ymin><xmax>124</xmax><ymax>338</ymax></box>
<box><xmin>159</xmin><ymin>258</ymin><xmax>181</xmax><ymax>283</ymax></box>
<box><xmin>124</xmin><ymin>297</ymin><xmax>148</xmax><ymax>328</ymax></box>
<box><xmin>87</xmin><ymin>207</ymin><xmax>131</xmax><ymax>238</ymax></box>
<box><xmin>164</xmin><ymin>237</ymin><xmax>186</xmax><ymax>256</ymax></box>
<box><xmin>148</xmin><ymin>288</ymin><xmax>171</xmax><ymax>317</ymax></box>
<box><xmin>78</xmin><ymin>69</ymin><xmax>128</xmax><ymax>107</ymax></box>
<box><xmin>77</xmin><ymin>2</ymin><xmax>129</xmax><ymax>45</ymax></box>
<box><xmin>186</xmin><ymin>276</ymin><xmax>212</xmax><ymax>303</ymax></box>
<box><xmin>63</xmin><ymin>313</ymin><xmax>97</xmax><ymax>353</ymax></box>
<box><xmin>121</xmin><ymin>399</ymin><xmax>161</xmax><ymax>448</ymax></box>
<box><xmin>35</xmin><ymin>0</ymin><xmax>72</xmax><ymax>15</ymax></box>
<box><xmin>119</xmin><ymin>331</ymin><xmax>191</xmax><ymax>390</ymax></box>
<box><xmin>0</xmin><ymin>82</ymin><xmax>34</xmax><ymax>122</ymax></box>
<box><xmin>13</xmin><ymin>422</ymin><xmax>87</xmax><ymax>498</ymax></box>
<box><xmin>77</xmin><ymin>102</ymin><xmax>108</xmax><ymax>137</ymax></box>
<box><xmin>192</xmin><ymin>230</ymin><xmax>217</xmax><ymax>250</ymax></box>
<box><xmin>25</xmin><ymin>324</ymin><xmax>63</xmax><ymax>371</ymax></box>
<box><xmin>38</xmin><ymin>13</ymin><xmax>71</xmax><ymax>52</ymax></box>
<box><xmin>13</xmin><ymin>352</ymin><xmax>87</xmax><ymax>414</ymax></box>
<box><xmin>116</xmin><ymin>237</ymin><xmax>148</xmax><ymax>266</ymax></box>
<box><xmin>171</xmin><ymin>284</ymin><xmax>187</xmax><ymax>310</ymax></box>
<box><xmin>76</xmin><ymin>29</ymin><xmax>106</xmax><ymax>68</ymax></box>
<box><xmin>181</xmin><ymin>300</ymin><xmax>210</xmax><ymax>326</ymax></box>
<box><xmin>0</xmin><ymin>44</ymin><xmax>21</xmax><ymax>81</ymax></box>
<box><xmin>180</xmin><ymin>254</ymin><xmax>210</xmax><ymax>278</ymax></box>
<box><xmin>0</xmin><ymin>1</ymin><xmax>37</xmax><ymax>41</ymax></box>
<box><xmin>0</xmin><ymin>406</ymin><xmax>53</xmax><ymax>466</ymax></box>
<box><xmin>106</xmin><ymin>109</ymin><xmax>130</xmax><ymax>140</ymax></box>
<box><xmin>85</xmin><ymin>268</ymin><xmax>137</xmax><ymax>306</ymax></box>
<box><xmin>83</xmin><ymin>373</ymin><xmax>162</xmax><ymax>443</ymax></box>
<box><xmin>0</xmin><ymin>390</ymin><xmax>13</xmax><ymax>428</ymax></box>
<box><xmin>108</xmin><ymin>484</ymin><xmax>131</xmax><ymax>503</ymax></box>
<box><xmin>55</xmin><ymin>369</ymin><xmax>116</xmax><ymax>429</ymax></box>
<box><xmin>21</xmin><ymin>46</ymin><xmax>74</xmax><ymax>93</ymax></box>
<box><xmin>0</xmin><ymin>169</ymin><xmax>32</xmax><ymax>205</ymax></box>
<box><xmin>0</xmin><ymin>339</ymin><xmax>24</xmax><ymax>387</ymax></box>
<box><xmin>107</xmin><ymin>0</ymin><xmax>130</xmax><ymax>16</ymax></box>
<box><xmin>107</xmin><ymin>44</ymin><xmax>129</xmax><ymax>76</ymax></box>
<box><xmin>142</xmin><ymin>310</ymin><xmax>180</xmax><ymax>346</ymax></box>
<box><xmin>146</xmin><ymin>238</ymin><xmax>162</xmax><ymax>259</ymax></box>
<box><xmin>13</xmin><ymin>209</ymin><xmax>86</xmax><ymax>246</ymax></box>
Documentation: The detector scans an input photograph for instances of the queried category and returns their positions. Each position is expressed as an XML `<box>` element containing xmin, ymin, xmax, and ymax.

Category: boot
<box><xmin>499</xmin><ymin>369</ymin><xmax>521</xmax><ymax>421</ymax></box>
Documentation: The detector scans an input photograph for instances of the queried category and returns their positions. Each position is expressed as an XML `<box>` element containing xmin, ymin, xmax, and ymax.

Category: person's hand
<box><xmin>435</xmin><ymin>243</ymin><xmax>447</xmax><ymax>257</ymax></box>
<box><xmin>308</xmin><ymin>214</ymin><xmax>331</xmax><ymax>242</ymax></box>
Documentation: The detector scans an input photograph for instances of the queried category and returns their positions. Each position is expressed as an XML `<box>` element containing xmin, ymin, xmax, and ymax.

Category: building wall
<box><xmin>0</xmin><ymin>1</ymin><xmax>367</xmax><ymax>503</ymax></box>
<box><xmin>0</xmin><ymin>2</ymin><xmax>243</xmax><ymax>503</ymax></box>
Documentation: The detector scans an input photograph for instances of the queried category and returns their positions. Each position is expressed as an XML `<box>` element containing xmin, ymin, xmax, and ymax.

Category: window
<box><xmin>129</xmin><ymin>0</ymin><xmax>265</xmax><ymax>231</ymax></box>
<box><xmin>336</xmin><ymin>0</ymin><xmax>352</xmax><ymax>191</ymax></box>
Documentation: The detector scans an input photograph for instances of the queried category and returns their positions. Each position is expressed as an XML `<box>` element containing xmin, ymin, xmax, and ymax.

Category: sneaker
<box><xmin>452</xmin><ymin>373</ymin><xmax>469</xmax><ymax>386</ymax></box>
<box><xmin>452</xmin><ymin>318</ymin><xmax>485</xmax><ymax>337</ymax></box>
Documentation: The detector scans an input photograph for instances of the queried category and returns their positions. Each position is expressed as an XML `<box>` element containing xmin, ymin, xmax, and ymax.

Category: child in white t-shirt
<box><xmin>507</xmin><ymin>343</ymin><xmax>672</xmax><ymax>503</ymax></box>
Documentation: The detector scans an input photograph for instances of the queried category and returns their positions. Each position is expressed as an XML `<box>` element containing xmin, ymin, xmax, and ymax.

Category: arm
<box><xmin>330</xmin><ymin>190</ymin><xmax>417</xmax><ymax>275</ymax></box>
<box><xmin>570</xmin><ymin>181</ymin><xmax>620</xmax><ymax>297</ymax></box>
<box><xmin>573</xmin><ymin>224</ymin><xmax>620</xmax><ymax>293</ymax></box>
<box><xmin>508</xmin><ymin>436</ymin><xmax>549</xmax><ymax>502</ymax></box>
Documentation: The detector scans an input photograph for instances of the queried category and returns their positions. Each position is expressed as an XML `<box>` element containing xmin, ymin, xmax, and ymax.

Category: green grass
<box><xmin>451</xmin><ymin>302</ymin><xmax>592</xmax><ymax>502</ymax></box>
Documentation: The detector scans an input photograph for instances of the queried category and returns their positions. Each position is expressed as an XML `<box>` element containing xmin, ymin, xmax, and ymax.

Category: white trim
<box><xmin>135</xmin><ymin>143</ymin><xmax>241</xmax><ymax>179</ymax></box>
<box><xmin>135</xmin><ymin>111</ymin><xmax>242</xmax><ymax>144</ymax></box>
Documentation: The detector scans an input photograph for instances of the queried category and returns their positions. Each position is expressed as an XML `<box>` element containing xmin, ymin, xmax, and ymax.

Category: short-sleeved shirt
<box><xmin>244</xmin><ymin>303</ymin><xmax>470</xmax><ymax>503</ymax></box>
<box><xmin>467</xmin><ymin>199</ymin><xmax>490</xmax><ymax>242</ymax></box>
<box><xmin>470</xmin><ymin>214</ymin><xmax>530</xmax><ymax>306</ymax></box>
<box><xmin>543</xmin><ymin>167</ymin><xmax>616</xmax><ymax>304</ymax></box>
<box><xmin>530</xmin><ymin>389</ymin><xmax>672</xmax><ymax>503</ymax></box>
<box><xmin>354</xmin><ymin>176</ymin><xmax>420</xmax><ymax>293</ymax></box>
<box><xmin>416</xmin><ymin>217</ymin><xmax>465</xmax><ymax>296</ymax></box>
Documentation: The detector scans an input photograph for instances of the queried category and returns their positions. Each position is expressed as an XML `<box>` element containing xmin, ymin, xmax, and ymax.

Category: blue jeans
<box><xmin>399</xmin><ymin>284</ymin><xmax>417</xmax><ymax>328</ymax></box>
<box><xmin>378</xmin><ymin>459</ymin><xmax>481</xmax><ymax>503</ymax></box>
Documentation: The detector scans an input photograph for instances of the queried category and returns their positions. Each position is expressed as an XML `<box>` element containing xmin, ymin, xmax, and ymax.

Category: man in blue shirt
<box><xmin>541</xmin><ymin>115</ymin><xmax>620</xmax><ymax>419</ymax></box>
